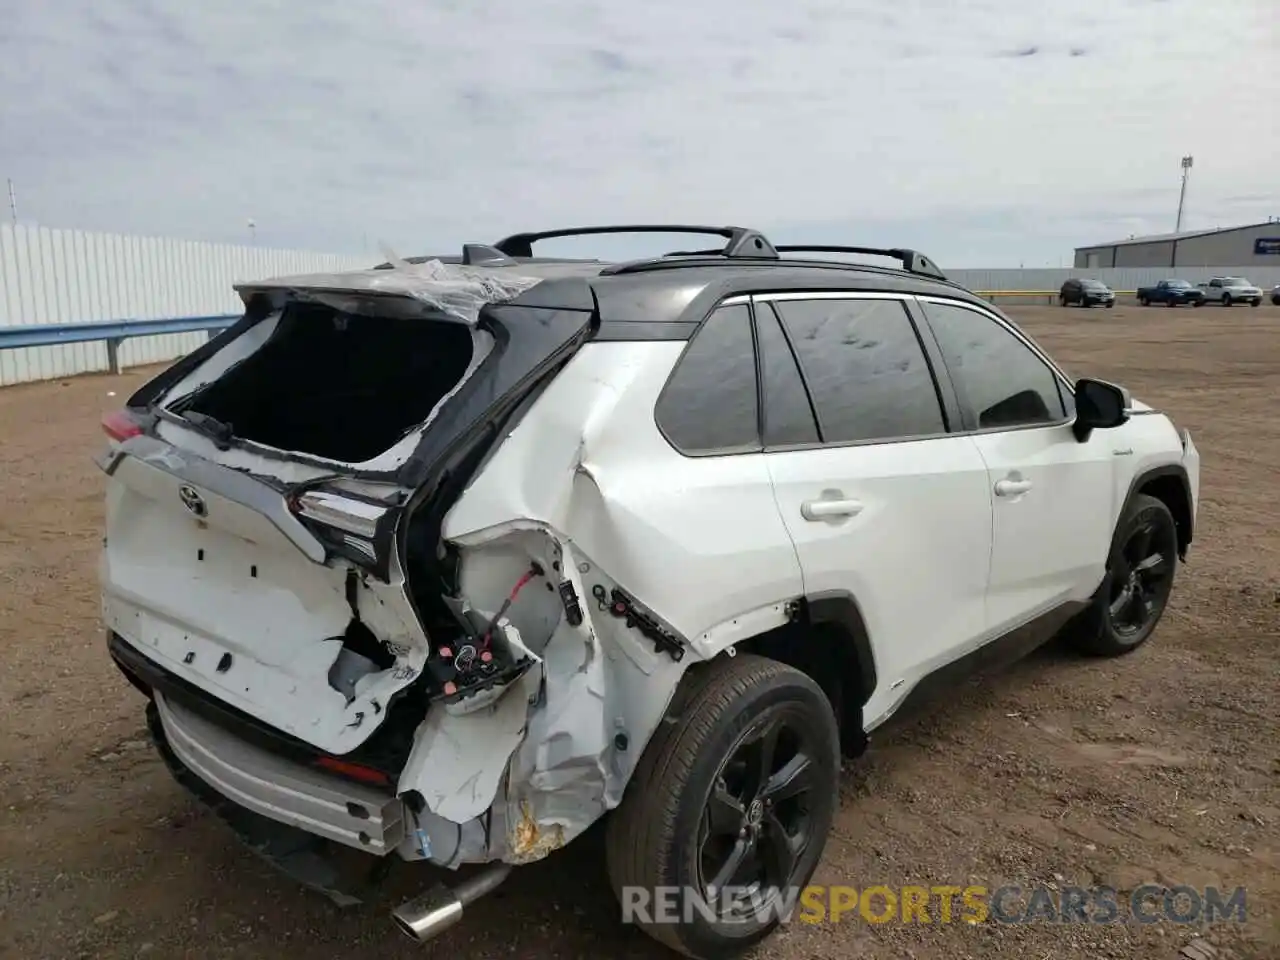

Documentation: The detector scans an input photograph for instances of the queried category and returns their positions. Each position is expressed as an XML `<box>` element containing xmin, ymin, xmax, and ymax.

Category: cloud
<box><xmin>1</xmin><ymin>0</ymin><xmax>1276</xmax><ymax>267</ymax></box>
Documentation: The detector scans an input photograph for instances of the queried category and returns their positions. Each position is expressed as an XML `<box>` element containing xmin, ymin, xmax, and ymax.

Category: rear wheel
<box><xmin>1064</xmin><ymin>494</ymin><xmax>1179</xmax><ymax>657</ymax></box>
<box><xmin>606</xmin><ymin>654</ymin><xmax>840</xmax><ymax>960</ymax></box>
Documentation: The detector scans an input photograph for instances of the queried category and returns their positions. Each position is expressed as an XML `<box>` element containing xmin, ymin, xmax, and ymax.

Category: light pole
<box><xmin>1174</xmin><ymin>156</ymin><xmax>1193</xmax><ymax>234</ymax></box>
<box><xmin>247</xmin><ymin>218</ymin><xmax>257</xmax><ymax>245</ymax></box>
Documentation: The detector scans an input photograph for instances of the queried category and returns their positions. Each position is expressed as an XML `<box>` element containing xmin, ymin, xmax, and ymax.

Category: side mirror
<box><xmin>1072</xmin><ymin>378</ymin><xmax>1130</xmax><ymax>442</ymax></box>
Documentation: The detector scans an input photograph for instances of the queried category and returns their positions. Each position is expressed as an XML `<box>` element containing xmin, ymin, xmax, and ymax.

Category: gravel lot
<box><xmin>1</xmin><ymin>304</ymin><xmax>1277</xmax><ymax>960</ymax></box>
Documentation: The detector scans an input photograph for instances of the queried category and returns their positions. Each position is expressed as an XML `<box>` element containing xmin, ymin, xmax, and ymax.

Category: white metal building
<box><xmin>1074</xmin><ymin>221</ymin><xmax>1280</xmax><ymax>269</ymax></box>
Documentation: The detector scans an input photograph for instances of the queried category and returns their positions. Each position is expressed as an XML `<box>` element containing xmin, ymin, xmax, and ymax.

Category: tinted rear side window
<box><xmin>755</xmin><ymin>303</ymin><xmax>820</xmax><ymax>446</ymax></box>
<box><xmin>921</xmin><ymin>301</ymin><xmax>1067</xmax><ymax>429</ymax></box>
<box><xmin>772</xmin><ymin>298</ymin><xmax>945</xmax><ymax>444</ymax></box>
<box><xmin>655</xmin><ymin>303</ymin><xmax>759</xmax><ymax>453</ymax></box>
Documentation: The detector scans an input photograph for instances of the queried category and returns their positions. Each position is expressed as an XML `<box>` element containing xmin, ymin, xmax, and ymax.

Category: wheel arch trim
<box><xmin>1119</xmin><ymin>463</ymin><xmax>1194</xmax><ymax>559</ymax></box>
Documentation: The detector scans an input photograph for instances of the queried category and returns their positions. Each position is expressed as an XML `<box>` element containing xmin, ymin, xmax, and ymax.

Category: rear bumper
<box><xmin>107</xmin><ymin>631</ymin><xmax>411</xmax><ymax>783</ymax></box>
<box><xmin>143</xmin><ymin>697</ymin><xmax>393</xmax><ymax>907</ymax></box>
<box><xmin>152</xmin><ymin>690</ymin><xmax>407</xmax><ymax>855</ymax></box>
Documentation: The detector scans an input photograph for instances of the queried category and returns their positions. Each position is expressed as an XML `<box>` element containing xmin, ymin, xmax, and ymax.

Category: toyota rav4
<box><xmin>98</xmin><ymin>225</ymin><xmax>1200</xmax><ymax>959</ymax></box>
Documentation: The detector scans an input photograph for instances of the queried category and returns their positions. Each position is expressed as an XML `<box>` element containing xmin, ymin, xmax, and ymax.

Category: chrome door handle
<box><xmin>800</xmin><ymin>498</ymin><xmax>864</xmax><ymax>522</ymax></box>
<box><xmin>994</xmin><ymin>478</ymin><xmax>1033</xmax><ymax>497</ymax></box>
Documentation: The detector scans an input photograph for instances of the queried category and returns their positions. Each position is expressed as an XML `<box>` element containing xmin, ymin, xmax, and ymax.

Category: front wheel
<box><xmin>606</xmin><ymin>655</ymin><xmax>840</xmax><ymax>960</ymax></box>
<box><xmin>1063</xmin><ymin>493</ymin><xmax>1179</xmax><ymax>658</ymax></box>
<box><xmin>1223</xmin><ymin>294</ymin><xmax>1233</xmax><ymax>307</ymax></box>
<box><xmin>1250</xmin><ymin>299</ymin><xmax>1260</xmax><ymax>308</ymax></box>
<box><xmin>1139</xmin><ymin>296</ymin><xmax>1149</xmax><ymax>306</ymax></box>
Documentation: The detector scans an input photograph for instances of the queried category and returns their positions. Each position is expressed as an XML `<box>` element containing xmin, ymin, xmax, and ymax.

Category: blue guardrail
<box><xmin>0</xmin><ymin>314</ymin><xmax>239</xmax><ymax>374</ymax></box>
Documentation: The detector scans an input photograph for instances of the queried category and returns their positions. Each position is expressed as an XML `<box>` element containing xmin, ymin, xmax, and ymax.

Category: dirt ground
<box><xmin>1</xmin><ymin>304</ymin><xmax>1277</xmax><ymax>960</ymax></box>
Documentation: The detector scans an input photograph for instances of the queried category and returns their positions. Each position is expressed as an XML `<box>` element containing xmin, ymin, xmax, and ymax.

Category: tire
<box><xmin>1166</xmin><ymin>299</ymin><xmax>1176</xmax><ymax>308</ymax></box>
<box><xmin>1063</xmin><ymin>493</ymin><xmax>1179</xmax><ymax>658</ymax></box>
<box><xmin>1250</xmin><ymin>299</ymin><xmax>1260</xmax><ymax>308</ymax></box>
<box><xmin>606</xmin><ymin>654</ymin><xmax>840</xmax><ymax>960</ymax></box>
<box><xmin>1060</xmin><ymin>295</ymin><xmax>1068</xmax><ymax>307</ymax></box>
<box><xmin>1138</xmin><ymin>296</ymin><xmax>1149</xmax><ymax>306</ymax></box>
<box><xmin>1223</xmin><ymin>294</ymin><xmax>1232</xmax><ymax>307</ymax></box>
<box><xmin>1105</xmin><ymin>300</ymin><xmax>1114</xmax><ymax>308</ymax></box>
<box><xmin>1272</xmin><ymin>296</ymin><xmax>1280</xmax><ymax>306</ymax></box>
<box><xmin>1194</xmin><ymin>299</ymin><xmax>1204</xmax><ymax>308</ymax></box>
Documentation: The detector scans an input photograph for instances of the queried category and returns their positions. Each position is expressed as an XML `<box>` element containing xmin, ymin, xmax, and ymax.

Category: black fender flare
<box><xmin>797</xmin><ymin>590</ymin><xmax>878</xmax><ymax>707</ymax></box>
<box><xmin>1117</xmin><ymin>463</ymin><xmax>1194</xmax><ymax>560</ymax></box>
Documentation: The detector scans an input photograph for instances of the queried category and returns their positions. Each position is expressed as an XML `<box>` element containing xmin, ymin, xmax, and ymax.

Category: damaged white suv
<box><xmin>100</xmin><ymin>225</ymin><xmax>1200</xmax><ymax>959</ymax></box>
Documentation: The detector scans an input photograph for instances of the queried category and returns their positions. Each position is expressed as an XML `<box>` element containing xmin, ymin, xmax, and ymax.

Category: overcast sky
<box><xmin>2</xmin><ymin>0</ymin><xmax>1277</xmax><ymax>267</ymax></box>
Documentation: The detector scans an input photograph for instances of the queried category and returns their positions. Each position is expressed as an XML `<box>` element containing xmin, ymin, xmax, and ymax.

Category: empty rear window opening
<box><xmin>176</xmin><ymin>301</ymin><xmax>477</xmax><ymax>464</ymax></box>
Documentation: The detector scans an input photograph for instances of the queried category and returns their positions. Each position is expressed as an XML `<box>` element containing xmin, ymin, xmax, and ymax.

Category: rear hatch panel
<box><xmin>100</xmin><ymin>266</ymin><xmax>597</xmax><ymax>756</ymax></box>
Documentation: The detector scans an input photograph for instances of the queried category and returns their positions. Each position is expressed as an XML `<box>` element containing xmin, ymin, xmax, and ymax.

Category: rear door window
<box><xmin>770</xmin><ymin>297</ymin><xmax>946</xmax><ymax>444</ymax></box>
<box><xmin>754</xmin><ymin>302</ymin><xmax>820</xmax><ymax>446</ymax></box>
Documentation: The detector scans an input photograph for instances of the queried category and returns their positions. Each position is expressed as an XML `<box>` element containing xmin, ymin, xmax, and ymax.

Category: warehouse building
<box><xmin>1074</xmin><ymin>220</ymin><xmax>1280</xmax><ymax>269</ymax></box>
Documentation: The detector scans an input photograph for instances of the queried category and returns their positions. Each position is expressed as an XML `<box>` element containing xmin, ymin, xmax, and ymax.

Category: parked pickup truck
<box><xmin>1197</xmin><ymin>276</ymin><xmax>1264</xmax><ymax>307</ymax></box>
<box><xmin>1136</xmin><ymin>279</ymin><xmax>1205</xmax><ymax>307</ymax></box>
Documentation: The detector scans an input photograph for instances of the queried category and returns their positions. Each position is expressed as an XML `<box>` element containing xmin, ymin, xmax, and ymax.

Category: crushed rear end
<box><xmin>98</xmin><ymin>258</ymin><xmax>614</xmax><ymax>887</ymax></box>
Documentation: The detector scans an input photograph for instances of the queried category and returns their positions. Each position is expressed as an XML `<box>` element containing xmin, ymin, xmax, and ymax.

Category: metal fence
<box><xmin>3</xmin><ymin>222</ymin><xmax>1279</xmax><ymax>387</ymax></box>
<box><xmin>0</xmin><ymin>224</ymin><xmax>368</xmax><ymax>386</ymax></box>
<box><xmin>948</xmin><ymin>265</ymin><xmax>1280</xmax><ymax>295</ymax></box>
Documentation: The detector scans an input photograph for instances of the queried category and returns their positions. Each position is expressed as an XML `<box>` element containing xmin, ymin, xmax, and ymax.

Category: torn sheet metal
<box><xmin>235</xmin><ymin>259</ymin><xmax>544</xmax><ymax>326</ymax></box>
<box><xmin>397</xmin><ymin>665</ymin><xmax>542</xmax><ymax>825</ymax></box>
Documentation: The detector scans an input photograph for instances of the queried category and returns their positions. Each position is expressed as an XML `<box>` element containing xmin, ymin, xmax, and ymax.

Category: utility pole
<box><xmin>1174</xmin><ymin>155</ymin><xmax>1193</xmax><ymax>233</ymax></box>
<box><xmin>6</xmin><ymin>179</ymin><xmax>16</xmax><ymax>224</ymax></box>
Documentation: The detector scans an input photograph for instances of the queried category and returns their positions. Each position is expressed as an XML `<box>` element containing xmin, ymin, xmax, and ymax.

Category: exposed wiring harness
<box><xmin>478</xmin><ymin>562</ymin><xmax>543</xmax><ymax>652</ymax></box>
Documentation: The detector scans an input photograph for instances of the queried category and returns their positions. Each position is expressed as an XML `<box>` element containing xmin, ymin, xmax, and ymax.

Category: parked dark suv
<box><xmin>1060</xmin><ymin>278</ymin><xmax>1115</xmax><ymax>308</ymax></box>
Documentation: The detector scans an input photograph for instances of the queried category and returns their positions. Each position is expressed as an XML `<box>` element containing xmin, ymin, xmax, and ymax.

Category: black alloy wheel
<box><xmin>1107</xmin><ymin>509</ymin><xmax>1178</xmax><ymax>640</ymax></box>
<box><xmin>1062</xmin><ymin>493</ymin><xmax>1180</xmax><ymax>658</ymax></box>
<box><xmin>697</xmin><ymin>705</ymin><xmax>818</xmax><ymax>920</ymax></box>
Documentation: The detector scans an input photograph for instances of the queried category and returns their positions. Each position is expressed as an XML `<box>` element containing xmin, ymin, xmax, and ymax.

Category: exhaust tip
<box><xmin>391</xmin><ymin>886</ymin><xmax>464</xmax><ymax>943</ymax></box>
<box><xmin>391</xmin><ymin>864</ymin><xmax>513</xmax><ymax>944</ymax></box>
<box><xmin>390</xmin><ymin>910</ymin><xmax>422</xmax><ymax>941</ymax></box>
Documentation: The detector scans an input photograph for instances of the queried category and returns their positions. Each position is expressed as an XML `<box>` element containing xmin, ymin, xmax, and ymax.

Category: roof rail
<box><xmin>492</xmin><ymin>224</ymin><xmax>779</xmax><ymax>260</ymax></box>
<box><xmin>772</xmin><ymin>245</ymin><xmax>947</xmax><ymax>281</ymax></box>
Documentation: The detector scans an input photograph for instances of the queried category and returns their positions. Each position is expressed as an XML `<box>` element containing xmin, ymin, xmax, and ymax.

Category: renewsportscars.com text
<box><xmin>620</xmin><ymin>883</ymin><xmax>1247</xmax><ymax>926</ymax></box>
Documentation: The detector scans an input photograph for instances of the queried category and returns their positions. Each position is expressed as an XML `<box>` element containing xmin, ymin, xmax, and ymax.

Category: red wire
<box><xmin>479</xmin><ymin>568</ymin><xmax>539</xmax><ymax>651</ymax></box>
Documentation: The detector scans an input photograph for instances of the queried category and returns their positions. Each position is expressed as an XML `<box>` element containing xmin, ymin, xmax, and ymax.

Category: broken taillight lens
<box><xmin>102</xmin><ymin>409</ymin><xmax>143</xmax><ymax>442</ymax></box>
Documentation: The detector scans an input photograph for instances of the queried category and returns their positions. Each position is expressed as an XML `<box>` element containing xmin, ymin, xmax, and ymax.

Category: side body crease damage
<box><xmin>392</xmin><ymin>337</ymin><xmax>804</xmax><ymax>866</ymax></box>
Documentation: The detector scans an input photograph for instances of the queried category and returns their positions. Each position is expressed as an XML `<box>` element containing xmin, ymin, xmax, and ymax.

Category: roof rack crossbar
<box><xmin>493</xmin><ymin>224</ymin><xmax>778</xmax><ymax>260</ymax></box>
<box><xmin>772</xmin><ymin>245</ymin><xmax>947</xmax><ymax>281</ymax></box>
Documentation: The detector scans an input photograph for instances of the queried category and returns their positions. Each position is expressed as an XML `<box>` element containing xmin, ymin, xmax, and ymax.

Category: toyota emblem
<box><xmin>178</xmin><ymin>485</ymin><xmax>208</xmax><ymax>518</ymax></box>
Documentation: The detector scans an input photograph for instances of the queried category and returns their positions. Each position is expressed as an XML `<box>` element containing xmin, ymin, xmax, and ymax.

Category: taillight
<box><xmin>315</xmin><ymin>755</ymin><xmax>392</xmax><ymax>786</ymax></box>
<box><xmin>292</xmin><ymin>490</ymin><xmax>386</xmax><ymax>539</ymax></box>
<box><xmin>102</xmin><ymin>409</ymin><xmax>143</xmax><ymax>442</ymax></box>
<box><xmin>287</xmin><ymin>483</ymin><xmax>401</xmax><ymax>569</ymax></box>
